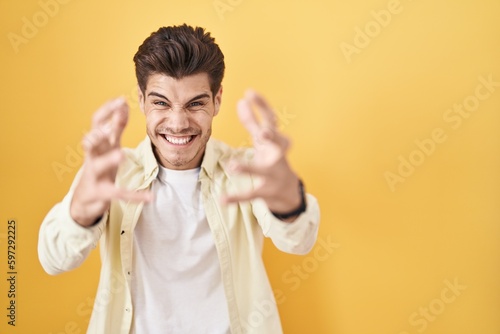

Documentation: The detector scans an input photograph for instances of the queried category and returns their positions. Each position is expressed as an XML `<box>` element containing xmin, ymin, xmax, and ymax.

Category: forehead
<box><xmin>145</xmin><ymin>72</ymin><xmax>212</xmax><ymax>100</ymax></box>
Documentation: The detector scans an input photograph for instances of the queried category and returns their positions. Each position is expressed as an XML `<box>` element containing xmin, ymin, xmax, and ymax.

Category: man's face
<box><xmin>139</xmin><ymin>72</ymin><xmax>222</xmax><ymax>170</ymax></box>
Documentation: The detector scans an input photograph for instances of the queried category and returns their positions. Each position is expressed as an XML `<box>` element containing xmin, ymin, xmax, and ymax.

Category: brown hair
<box><xmin>133</xmin><ymin>24</ymin><xmax>225</xmax><ymax>98</ymax></box>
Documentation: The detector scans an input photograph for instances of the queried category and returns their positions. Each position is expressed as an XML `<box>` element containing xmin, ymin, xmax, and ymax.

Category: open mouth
<box><xmin>161</xmin><ymin>134</ymin><xmax>196</xmax><ymax>146</ymax></box>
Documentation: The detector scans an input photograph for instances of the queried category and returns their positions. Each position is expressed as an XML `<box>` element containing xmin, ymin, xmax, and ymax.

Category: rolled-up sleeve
<box><xmin>252</xmin><ymin>193</ymin><xmax>320</xmax><ymax>255</ymax></box>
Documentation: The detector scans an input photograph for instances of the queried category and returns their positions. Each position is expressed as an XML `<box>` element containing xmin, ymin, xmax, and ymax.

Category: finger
<box><xmin>108</xmin><ymin>187</ymin><xmax>154</xmax><ymax>203</ymax></box>
<box><xmin>109</xmin><ymin>101</ymin><xmax>129</xmax><ymax>147</ymax></box>
<box><xmin>245</xmin><ymin>89</ymin><xmax>277</xmax><ymax>128</ymax></box>
<box><xmin>229</xmin><ymin>160</ymin><xmax>269</xmax><ymax>176</ymax></box>
<box><xmin>260</xmin><ymin>127</ymin><xmax>291</xmax><ymax>151</ymax></box>
<box><xmin>94</xmin><ymin>182</ymin><xmax>154</xmax><ymax>203</ymax></box>
<box><xmin>221</xmin><ymin>189</ymin><xmax>260</xmax><ymax>205</ymax></box>
<box><xmin>87</xmin><ymin>149</ymin><xmax>123</xmax><ymax>176</ymax></box>
<box><xmin>92</xmin><ymin>97</ymin><xmax>127</xmax><ymax>132</ymax></box>
<box><xmin>237</xmin><ymin>98</ymin><xmax>260</xmax><ymax>137</ymax></box>
<box><xmin>82</xmin><ymin>128</ymin><xmax>112</xmax><ymax>157</ymax></box>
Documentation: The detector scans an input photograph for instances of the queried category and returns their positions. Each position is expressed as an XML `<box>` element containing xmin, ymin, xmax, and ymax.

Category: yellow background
<box><xmin>1</xmin><ymin>0</ymin><xmax>499</xmax><ymax>333</ymax></box>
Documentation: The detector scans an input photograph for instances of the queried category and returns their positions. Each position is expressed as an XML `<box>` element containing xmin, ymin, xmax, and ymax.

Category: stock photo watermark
<box><xmin>398</xmin><ymin>277</ymin><xmax>467</xmax><ymax>334</ymax></box>
<box><xmin>51</xmin><ymin>85</ymin><xmax>141</xmax><ymax>182</ymax></box>
<box><xmin>7</xmin><ymin>0</ymin><xmax>75</xmax><ymax>54</ymax></box>
<box><xmin>51</xmin><ymin>127</ymin><xmax>106</xmax><ymax>182</ymax></box>
<box><xmin>236</xmin><ymin>106</ymin><xmax>296</xmax><ymax>149</ymax></box>
<box><xmin>48</xmin><ymin>234</ymin><xmax>338</xmax><ymax>333</ymax></box>
<box><xmin>213</xmin><ymin>0</ymin><xmax>244</xmax><ymax>21</ymax></box>
<box><xmin>281</xmin><ymin>234</ymin><xmax>340</xmax><ymax>291</ymax></box>
<box><xmin>48</xmin><ymin>268</ymin><xmax>127</xmax><ymax>334</ymax></box>
<box><xmin>242</xmin><ymin>234</ymin><xmax>340</xmax><ymax>332</ymax></box>
<box><xmin>340</xmin><ymin>0</ymin><xmax>418</xmax><ymax>64</ymax></box>
<box><xmin>385</xmin><ymin>74</ymin><xmax>499</xmax><ymax>192</ymax></box>
<box><xmin>4</xmin><ymin>219</ymin><xmax>18</xmax><ymax>327</ymax></box>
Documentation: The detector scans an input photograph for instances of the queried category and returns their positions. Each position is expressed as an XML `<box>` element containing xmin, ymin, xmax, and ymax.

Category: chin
<box><xmin>157</xmin><ymin>148</ymin><xmax>202</xmax><ymax>170</ymax></box>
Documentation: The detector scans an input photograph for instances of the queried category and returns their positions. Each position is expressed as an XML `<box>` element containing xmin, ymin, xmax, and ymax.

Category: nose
<box><xmin>166</xmin><ymin>106</ymin><xmax>190</xmax><ymax>133</ymax></box>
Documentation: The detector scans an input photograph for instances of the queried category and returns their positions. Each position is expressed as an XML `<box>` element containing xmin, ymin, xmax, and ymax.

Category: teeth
<box><xmin>165</xmin><ymin>135</ymin><xmax>192</xmax><ymax>145</ymax></box>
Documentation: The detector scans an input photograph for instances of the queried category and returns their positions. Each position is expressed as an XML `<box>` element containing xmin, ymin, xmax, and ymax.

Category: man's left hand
<box><xmin>222</xmin><ymin>90</ymin><xmax>303</xmax><ymax>222</ymax></box>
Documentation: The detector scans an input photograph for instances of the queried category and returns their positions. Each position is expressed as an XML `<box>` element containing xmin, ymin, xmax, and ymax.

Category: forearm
<box><xmin>268</xmin><ymin>177</ymin><xmax>308</xmax><ymax>223</ymax></box>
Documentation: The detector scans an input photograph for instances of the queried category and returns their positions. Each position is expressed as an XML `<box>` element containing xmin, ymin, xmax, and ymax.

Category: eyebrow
<box><xmin>147</xmin><ymin>91</ymin><xmax>211</xmax><ymax>104</ymax></box>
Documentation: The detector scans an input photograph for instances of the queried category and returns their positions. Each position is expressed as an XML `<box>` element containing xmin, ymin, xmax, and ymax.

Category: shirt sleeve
<box><xmin>38</xmin><ymin>173</ymin><xmax>106</xmax><ymax>275</ymax></box>
<box><xmin>252</xmin><ymin>193</ymin><xmax>320</xmax><ymax>255</ymax></box>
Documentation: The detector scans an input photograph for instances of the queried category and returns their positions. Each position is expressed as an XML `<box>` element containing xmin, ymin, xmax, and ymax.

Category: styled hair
<box><xmin>133</xmin><ymin>24</ymin><xmax>225</xmax><ymax>98</ymax></box>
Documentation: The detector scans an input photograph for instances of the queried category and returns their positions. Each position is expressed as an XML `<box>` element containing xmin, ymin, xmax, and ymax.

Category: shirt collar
<box><xmin>138</xmin><ymin>136</ymin><xmax>159</xmax><ymax>183</ymax></box>
<box><xmin>200</xmin><ymin>138</ymin><xmax>218</xmax><ymax>180</ymax></box>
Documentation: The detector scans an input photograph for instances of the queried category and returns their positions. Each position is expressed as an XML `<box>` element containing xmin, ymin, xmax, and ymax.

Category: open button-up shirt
<box><xmin>38</xmin><ymin>136</ymin><xmax>320</xmax><ymax>334</ymax></box>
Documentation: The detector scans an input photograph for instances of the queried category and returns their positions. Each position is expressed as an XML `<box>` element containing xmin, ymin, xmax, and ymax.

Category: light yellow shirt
<box><xmin>38</xmin><ymin>136</ymin><xmax>320</xmax><ymax>334</ymax></box>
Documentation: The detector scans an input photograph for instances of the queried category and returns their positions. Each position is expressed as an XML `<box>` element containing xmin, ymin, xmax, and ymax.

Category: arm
<box><xmin>252</xmin><ymin>193</ymin><xmax>320</xmax><ymax>255</ymax></box>
<box><xmin>38</xmin><ymin>97</ymin><xmax>151</xmax><ymax>274</ymax></box>
<box><xmin>38</xmin><ymin>173</ymin><xmax>107</xmax><ymax>275</ymax></box>
<box><xmin>222</xmin><ymin>90</ymin><xmax>320</xmax><ymax>253</ymax></box>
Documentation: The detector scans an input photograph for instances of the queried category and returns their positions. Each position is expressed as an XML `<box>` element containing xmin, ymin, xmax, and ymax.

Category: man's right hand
<box><xmin>70</xmin><ymin>97</ymin><xmax>152</xmax><ymax>227</ymax></box>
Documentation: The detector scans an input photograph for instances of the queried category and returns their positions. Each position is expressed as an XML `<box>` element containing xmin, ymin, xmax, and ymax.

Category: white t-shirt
<box><xmin>131</xmin><ymin>166</ymin><xmax>230</xmax><ymax>334</ymax></box>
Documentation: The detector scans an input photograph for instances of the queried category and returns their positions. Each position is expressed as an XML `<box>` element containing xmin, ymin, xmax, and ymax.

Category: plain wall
<box><xmin>1</xmin><ymin>0</ymin><xmax>499</xmax><ymax>333</ymax></box>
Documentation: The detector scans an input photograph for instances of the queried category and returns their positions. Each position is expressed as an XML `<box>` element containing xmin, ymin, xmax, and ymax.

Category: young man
<box><xmin>38</xmin><ymin>24</ymin><xmax>320</xmax><ymax>334</ymax></box>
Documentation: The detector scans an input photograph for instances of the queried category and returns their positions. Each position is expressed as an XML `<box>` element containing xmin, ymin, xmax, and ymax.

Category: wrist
<box><xmin>70</xmin><ymin>200</ymin><xmax>104</xmax><ymax>227</ymax></box>
<box><xmin>270</xmin><ymin>179</ymin><xmax>307</xmax><ymax>221</ymax></box>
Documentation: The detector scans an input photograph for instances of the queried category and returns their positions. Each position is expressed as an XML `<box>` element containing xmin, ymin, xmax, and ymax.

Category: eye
<box><xmin>153</xmin><ymin>100</ymin><xmax>168</xmax><ymax>107</ymax></box>
<box><xmin>187</xmin><ymin>100</ymin><xmax>207</xmax><ymax>111</ymax></box>
<box><xmin>190</xmin><ymin>101</ymin><xmax>204</xmax><ymax>107</ymax></box>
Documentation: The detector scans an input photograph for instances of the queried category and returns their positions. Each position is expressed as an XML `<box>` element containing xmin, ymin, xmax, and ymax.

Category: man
<box><xmin>38</xmin><ymin>24</ymin><xmax>320</xmax><ymax>334</ymax></box>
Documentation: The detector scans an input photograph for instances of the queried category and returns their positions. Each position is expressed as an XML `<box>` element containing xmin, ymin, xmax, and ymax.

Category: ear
<box><xmin>137</xmin><ymin>85</ymin><xmax>145</xmax><ymax>114</ymax></box>
<box><xmin>214</xmin><ymin>85</ymin><xmax>223</xmax><ymax>116</ymax></box>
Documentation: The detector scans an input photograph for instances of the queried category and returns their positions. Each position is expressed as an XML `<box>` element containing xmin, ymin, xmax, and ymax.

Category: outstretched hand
<box><xmin>70</xmin><ymin>97</ymin><xmax>152</xmax><ymax>227</ymax></box>
<box><xmin>222</xmin><ymin>90</ymin><xmax>302</xmax><ymax>220</ymax></box>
